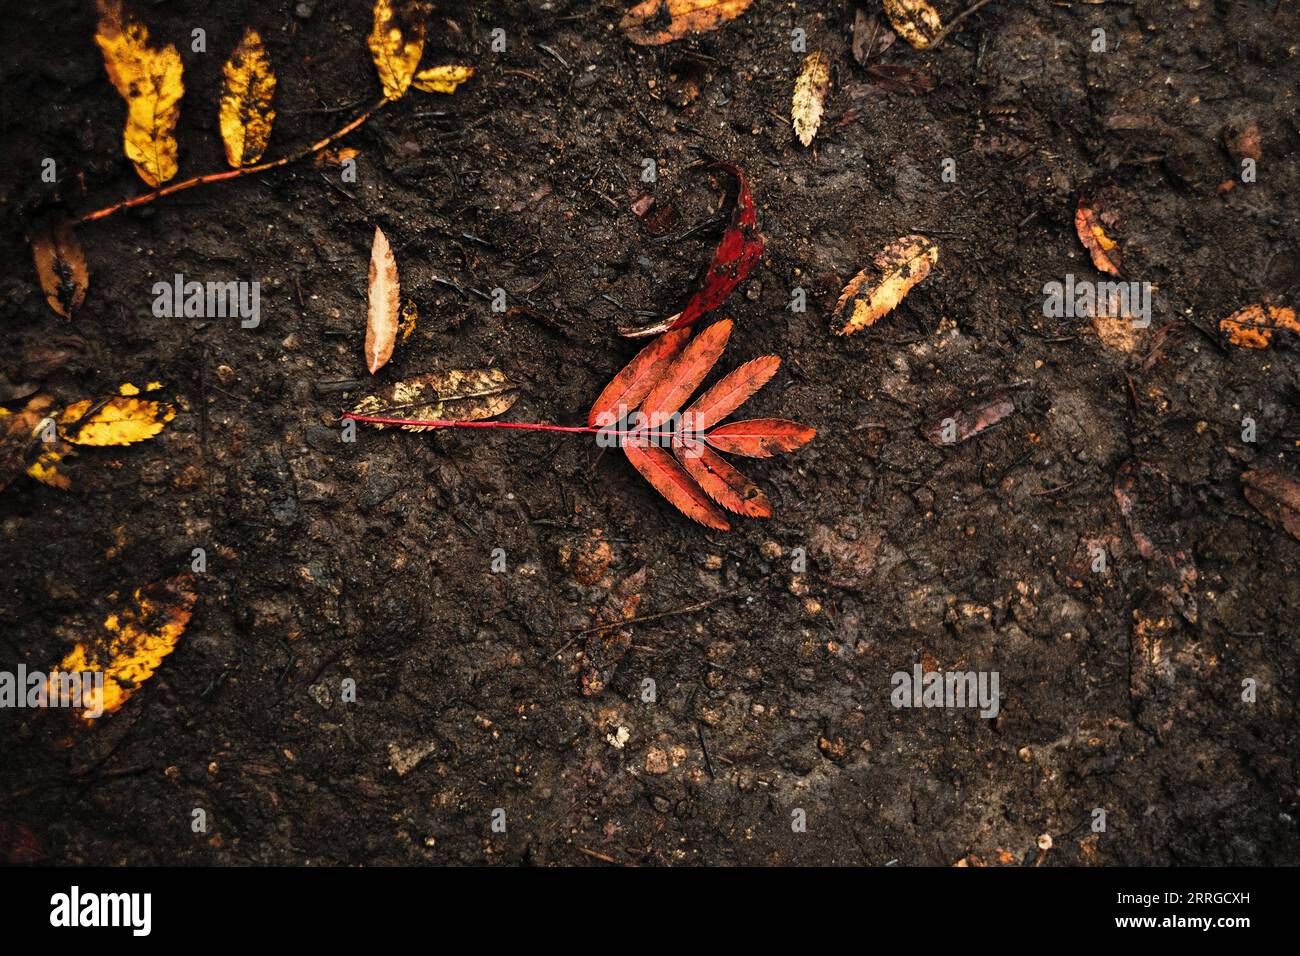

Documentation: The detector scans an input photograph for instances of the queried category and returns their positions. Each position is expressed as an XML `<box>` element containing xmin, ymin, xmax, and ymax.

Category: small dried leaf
<box><xmin>852</xmin><ymin>9</ymin><xmax>895</xmax><ymax>64</ymax></box>
<box><xmin>58</xmin><ymin>396</ymin><xmax>175</xmax><ymax>446</ymax></box>
<box><xmin>1219</xmin><ymin>304</ymin><xmax>1299</xmax><ymax>349</ymax></box>
<box><xmin>619</xmin><ymin>0</ymin><xmax>756</xmax><ymax>46</ymax></box>
<box><xmin>48</xmin><ymin>575</ymin><xmax>196</xmax><ymax>721</ymax></box>
<box><xmin>350</xmin><ymin>370</ymin><xmax>518</xmax><ymax>431</ymax></box>
<box><xmin>399</xmin><ymin>298</ymin><xmax>418</xmax><ymax>343</ymax></box>
<box><xmin>219</xmin><ymin>28</ymin><xmax>277</xmax><ymax>167</ymax></box>
<box><xmin>412</xmin><ymin>64</ymin><xmax>474</xmax><ymax>93</ymax></box>
<box><xmin>30</xmin><ymin>221</ymin><xmax>88</xmax><ymax>320</ymax></box>
<box><xmin>366</xmin><ymin>226</ymin><xmax>400</xmax><ymax>374</ymax></box>
<box><xmin>792</xmin><ymin>51</ymin><xmax>831</xmax><ymax>148</ymax></box>
<box><xmin>368</xmin><ymin>0</ymin><xmax>427</xmax><ymax>100</ymax></box>
<box><xmin>832</xmin><ymin>235</ymin><xmax>938</xmax><ymax>335</ymax></box>
<box><xmin>703</xmin><ymin>419</ymin><xmax>816</xmax><ymax>458</ymax></box>
<box><xmin>884</xmin><ymin>0</ymin><xmax>942</xmax><ymax>50</ymax></box>
<box><xmin>1075</xmin><ymin>195</ymin><xmax>1123</xmax><ymax>276</ymax></box>
<box><xmin>926</xmin><ymin>392</ymin><xmax>1015</xmax><ymax>446</ymax></box>
<box><xmin>95</xmin><ymin>0</ymin><xmax>184</xmax><ymax>187</ymax></box>
<box><xmin>1241</xmin><ymin>467</ymin><xmax>1300</xmax><ymax>541</ymax></box>
<box><xmin>1</xmin><ymin>395</ymin><xmax>58</xmax><ymax>492</ymax></box>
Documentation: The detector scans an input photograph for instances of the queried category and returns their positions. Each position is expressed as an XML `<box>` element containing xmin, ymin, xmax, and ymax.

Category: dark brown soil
<box><xmin>2</xmin><ymin>0</ymin><xmax>1299</xmax><ymax>866</ymax></box>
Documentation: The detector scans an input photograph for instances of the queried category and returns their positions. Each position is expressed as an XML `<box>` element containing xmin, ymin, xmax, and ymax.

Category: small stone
<box><xmin>215</xmin><ymin>364</ymin><xmax>236</xmax><ymax>386</ymax></box>
<box><xmin>645</xmin><ymin>747</ymin><xmax>670</xmax><ymax>774</ymax></box>
<box><xmin>1037</xmin><ymin>833</ymin><xmax>1053</xmax><ymax>851</ymax></box>
<box><xmin>1018</xmin><ymin>746</ymin><xmax>1032</xmax><ymax>763</ymax></box>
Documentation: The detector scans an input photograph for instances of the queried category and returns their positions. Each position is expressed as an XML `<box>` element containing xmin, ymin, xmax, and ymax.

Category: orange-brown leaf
<box><xmin>588</xmin><ymin>328</ymin><xmax>691</xmax><ymax>427</ymax></box>
<box><xmin>684</xmin><ymin>354</ymin><xmax>779</xmax><ymax>432</ymax></box>
<box><xmin>624</xmin><ymin>441</ymin><xmax>729</xmax><ymax>531</ymax></box>
<box><xmin>30</xmin><ymin>221</ymin><xmax>88</xmax><ymax>319</ymax></box>
<box><xmin>1075</xmin><ymin>196</ymin><xmax>1122</xmax><ymax>276</ymax></box>
<box><xmin>1220</xmin><ymin>304</ymin><xmax>1299</xmax><ymax>349</ymax></box>
<box><xmin>366</xmin><ymin>225</ymin><xmax>399</xmax><ymax>374</ymax></box>
<box><xmin>675</xmin><ymin>441</ymin><xmax>771</xmax><ymax>516</ymax></box>
<box><xmin>705</xmin><ymin>418</ymin><xmax>816</xmax><ymax>458</ymax></box>
<box><xmin>640</xmin><ymin>319</ymin><xmax>732</xmax><ymax>425</ymax></box>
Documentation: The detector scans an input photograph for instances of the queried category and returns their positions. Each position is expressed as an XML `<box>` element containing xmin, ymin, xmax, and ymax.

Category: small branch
<box><xmin>928</xmin><ymin>0</ymin><xmax>995</xmax><ymax>50</ymax></box>
<box><xmin>75</xmin><ymin>96</ymin><xmax>390</xmax><ymax>225</ymax></box>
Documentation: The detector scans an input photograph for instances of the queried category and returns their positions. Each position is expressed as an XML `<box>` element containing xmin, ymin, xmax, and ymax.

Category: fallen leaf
<box><xmin>864</xmin><ymin>62</ymin><xmax>933</xmax><ymax>95</ymax></box>
<box><xmin>0</xmin><ymin>396</ymin><xmax>58</xmax><ymax>492</ymax></box>
<box><xmin>368</xmin><ymin>0</ymin><xmax>427</xmax><ymax>100</ymax></box>
<box><xmin>1075</xmin><ymin>194</ymin><xmax>1123</xmax><ymax>276</ymax></box>
<box><xmin>1241</xmin><ymin>467</ymin><xmax>1300</xmax><ymax>541</ymax></box>
<box><xmin>29</xmin><ymin>220</ymin><xmax>89</xmax><ymax>320</ymax></box>
<box><xmin>620</xmin><ymin>163</ymin><xmax>764</xmax><ymax>338</ymax></box>
<box><xmin>588</xmin><ymin>327</ymin><xmax>692</xmax><ymax>427</ymax></box>
<box><xmin>58</xmin><ymin>396</ymin><xmax>175</xmax><ymax>446</ymax></box>
<box><xmin>926</xmin><ymin>391</ymin><xmax>1015</xmax><ymax>446</ymax></box>
<box><xmin>884</xmin><ymin>0</ymin><xmax>942</xmax><ymax>50</ymax></box>
<box><xmin>703</xmin><ymin>419</ymin><xmax>816</xmax><ymax>458</ymax></box>
<box><xmin>94</xmin><ymin>0</ymin><xmax>184</xmax><ymax>187</ymax></box>
<box><xmin>349</xmin><ymin>370</ymin><xmax>518</xmax><ymax>431</ymax></box>
<box><xmin>1219</xmin><ymin>304</ymin><xmax>1299</xmax><ymax>349</ymax></box>
<box><xmin>48</xmin><ymin>575</ymin><xmax>197</xmax><ymax>721</ymax></box>
<box><xmin>219</xmin><ymin>27</ymin><xmax>277</xmax><ymax>167</ymax></box>
<box><xmin>852</xmin><ymin>9</ymin><xmax>895</xmax><ymax>64</ymax></box>
<box><xmin>412</xmin><ymin>64</ymin><xmax>474</xmax><ymax>93</ymax></box>
<box><xmin>831</xmin><ymin>235</ymin><xmax>938</xmax><ymax>335</ymax></box>
<box><xmin>366</xmin><ymin>226</ymin><xmax>400</xmax><ymax>374</ymax></box>
<box><xmin>399</xmin><ymin>298</ymin><xmax>418</xmax><ymax>343</ymax></box>
<box><xmin>315</xmin><ymin>146</ymin><xmax>359</xmax><ymax>167</ymax></box>
<box><xmin>619</xmin><ymin>0</ymin><xmax>755</xmax><ymax>46</ymax></box>
<box><xmin>792</xmin><ymin>51</ymin><xmax>831</xmax><ymax>148</ymax></box>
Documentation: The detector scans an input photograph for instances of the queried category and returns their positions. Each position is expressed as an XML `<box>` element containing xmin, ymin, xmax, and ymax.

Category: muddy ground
<box><xmin>2</xmin><ymin>0</ymin><xmax>1299</xmax><ymax>866</ymax></box>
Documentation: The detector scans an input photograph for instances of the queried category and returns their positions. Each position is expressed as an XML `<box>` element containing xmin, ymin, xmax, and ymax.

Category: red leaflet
<box><xmin>675</xmin><ymin>441</ymin><xmax>772</xmax><ymax>517</ymax></box>
<box><xmin>684</xmin><ymin>355</ymin><xmax>780</xmax><ymax>431</ymax></box>
<box><xmin>625</xmin><ymin>441</ymin><xmax>730</xmax><ymax>531</ymax></box>
<box><xmin>587</xmin><ymin>326</ymin><xmax>691</xmax><ymax>427</ymax></box>
<box><xmin>640</xmin><ymin>319</ymin><xmax>733</xmax><ymax>422</ymax></box>
<box><xmin>704</xmin><ymin>419</ymin><xmax>817</xmax><ymax>458</ymax></box>
<box><xmin>621</xmin><ymin>163</ymin><xmax>765</xmax><ymax>338</ymax></box>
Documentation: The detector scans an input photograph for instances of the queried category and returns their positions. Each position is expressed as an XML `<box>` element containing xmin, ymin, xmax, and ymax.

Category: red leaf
<box><xmin>624</xmin><ymin>440</ymin><xmax>730</xmax><ymax>530</ymax></box>
<box><xmin>587</xmin><ymin>327</ymin><xmax>691</xmax><ymax>427</ymax></box>
<box><xmin>640</xmin><ymin>319</ymin><xmax>732</xmax><ymax>424</ymax></box>
<box><xmin>705</xmin><ymin>419</ymin><xmax>816</xmax><ymax>458</ymax></box>
<box><xmin>675</xmin><ymin>440</ymin><xmax>771</xmax><ymax>517</ymax></box>
<box><xmin>684</xmin><ymin>354</ymin><xmax>780</xmax><ymax>431</ymax></box>
<box><xmin>620</xmin><ymin>163</ymin><xmax>765</xmax><ymax>337</ymax></box>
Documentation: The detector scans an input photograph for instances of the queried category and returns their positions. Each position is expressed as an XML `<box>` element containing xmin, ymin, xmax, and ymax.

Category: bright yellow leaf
<box><xmin>368</xmin><ymin>0</ymin><xmax>427</xmax><ymax>100</ymax></box>
<box><xmin>219</xmin><ymin>27</ymin><xmax>277</xmax><ymax>167</ymax></box>
<box><xmin>94</xmin><ymin>0</ymin><xmax>185</xmax><ymax>187</ymax></box>
<box><xmin>49</xmin><ymin>576</ymin><xmax>197</xmax><ymax>721</ymax></box>
<box><xmin>412</xmin><ymin>64</ymin><xmax>474</xmax><ymax>93</ymax></box>
<box><xmin>884</xmin><ymin>0</ymin><xmax>943</xmax><ymax>50</ymax></box>
<box><xmin>58</xmin><ymin>396</ymin><xmax>175</xmax><ymax>446</ymax></box>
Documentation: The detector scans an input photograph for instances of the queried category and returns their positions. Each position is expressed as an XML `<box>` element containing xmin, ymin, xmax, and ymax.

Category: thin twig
<box><xmin>75</xmin><ymin>96</ymin><xmax>390</xmax><ymax>225</ymax></box>
<box><xmin>928</xmin><ymin>0</ymin><xmax>996</xmax><ymax>50</ymax></box>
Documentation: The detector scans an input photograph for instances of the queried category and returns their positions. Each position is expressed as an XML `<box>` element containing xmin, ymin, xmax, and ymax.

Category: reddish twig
<box><xmin>75</xmin><ymin>96</ymin><xmax>389</xmax><ymax>225</ymax></box>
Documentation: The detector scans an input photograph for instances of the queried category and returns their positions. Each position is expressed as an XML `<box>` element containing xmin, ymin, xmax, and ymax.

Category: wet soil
<box><xmin>2</xmin><ymin>0</ymin><xmax>1299</xmax><ymax>865</ymax></box>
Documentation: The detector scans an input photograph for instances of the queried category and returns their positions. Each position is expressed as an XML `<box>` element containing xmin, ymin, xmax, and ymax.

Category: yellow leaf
<box><xmin>619</xmin><ymin>0</ymin><xmax>756</xmax><ymax>45</ymax></box>
<box><xmin>791</xmin><ymin>51</ymin><xmax>831</xmax><ymax>148</ymax></box>
<box><xmin>884</xmin><ymin>0</ymin><xmax>943</xmax><ymax>50</ymax></box>
<box><xmin>94</xmin><ymin>0</ymin><xmax>185</xmax><ymax>187</ymax></box>
<box><xmin>368</xmin><ymin>0</ymin><xmax>427</xmax><ymax>101</ymax></box>
<box><xmin>832</xmin><ymin>235</ymin><xmax>939</xmax><ymax>335</ymax></box>
<box><xmin>219</xmin><ymin>28</ymin><xmax>277</xmax><ymax>167</ymax></box>
<box><xmin>1220</xmin><ymin>304</ymin><xmax>1300</xmax><ymax>349</ymax></box>
<box><xmin>350</xmin><ymin>370</ymin><xmax>518</xmax><ymax>431</ymax></box>
<box><xmin>58</xmin><ymin>396</ymin><xmax>175</xmax><ymax>446</ymax></box>
<box><xmin>413</xmin><ymin>64</ymin><xmax>475</xmax><ymax>93</ymax></box>
<box><xmin>366</xmin><ymin>226</ymin><xmax>400</xmax><ymax>374</ymax></box>
<box><xmin>399</xmin><ymin>298</ymin><xmax>418</xmax><ymax>342</ymax></box>
<box><xmin>1</xmin><ymin>395</ymin><xmax>58</xmax><ymax>493</ymax></box>
<box><xmin>48</xmin><ymin>576</ymin><xmax>197</xmax><ymax>721</ymax></box>
<box><xmin>29</xmin><ymin>220</ymin><xmax>89</xmax><ymax>319</ymax></box>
